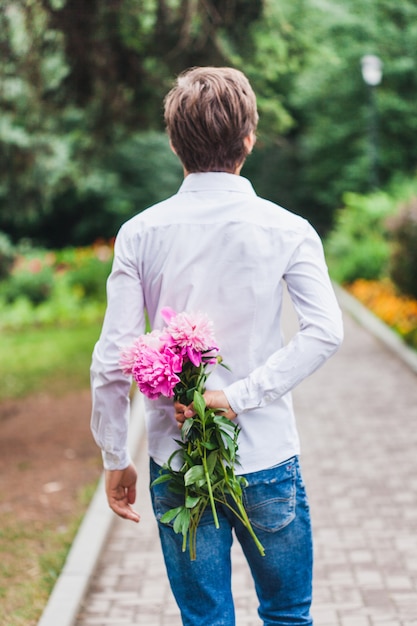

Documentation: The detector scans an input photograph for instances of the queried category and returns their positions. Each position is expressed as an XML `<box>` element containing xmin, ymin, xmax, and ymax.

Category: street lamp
<box><xmin>361</xmin><ymin>54</ymin><xmax>383</xmax><ymax>189</ymax></box>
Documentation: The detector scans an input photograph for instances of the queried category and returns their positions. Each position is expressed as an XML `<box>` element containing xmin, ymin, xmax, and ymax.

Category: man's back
<box><xmin>112</xmin><ymin>171</ymin><xmax>342</xmax><ymax>474</ymax></box>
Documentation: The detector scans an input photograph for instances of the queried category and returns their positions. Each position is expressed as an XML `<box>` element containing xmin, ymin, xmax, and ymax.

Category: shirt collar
<box><xmin>178</xmin><ymin>172</ymin><xmax>256</xmax><ymax>195</ymax></box>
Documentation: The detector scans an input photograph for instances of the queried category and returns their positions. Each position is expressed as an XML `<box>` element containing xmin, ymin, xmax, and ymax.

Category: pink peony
<box><xmin>161</xmin><ymin>309</ymin><xmax>219</xmax><ymax>367</ymax></box>
<box><xmin>119</xmin><ymin>330</ymin><xmax>162</xmax><ymax>375</ymax></box>
<box><xmin>132</xmin><ymin>343</ymin><xmax>183</xmax><ymax>400</ymax></box>
<box><xmin>120</xmin><ymin>309</ymin><xmax>220</xmax><ymax>401</ymax></box>
<box><xmin>160</xmin><ymin>307</ymin><xmax>177</xmax><ymax>325</ymax></box>
<box><xmin>120</xmin><ymin>330</ymin><xmax>183</xmax><ymax>400</ymax></box>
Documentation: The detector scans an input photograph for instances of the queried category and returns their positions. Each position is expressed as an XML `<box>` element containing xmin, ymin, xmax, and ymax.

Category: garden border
<box><xmin>37</xmin><ymin>392</ymin><xmax>145</xmax><ymax>626</ymax></box>
<box><xmin>333</xmin><ymin>283</ymin><xmax>417</xmax><ymax>375</ymax></box>
<box><xmin>37</xmin><ymin>285</ymin><xmax>417</xmax><ymax>626</ymax></box>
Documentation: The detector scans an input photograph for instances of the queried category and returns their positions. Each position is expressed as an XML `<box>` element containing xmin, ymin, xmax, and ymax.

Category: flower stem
<box><xmin>202</xmin><ymin>454</ymin><xmax>219</xmax><ymax>528</ymax></box>
<box><xmin>227</xmin><ymin>488</ymin><xmax>265</xmax><ymax>556</ymax></box>
<box><xmin>220</xmin><ymin>464</ymin><xmax>265</xmax><ymax>556</ymax></box>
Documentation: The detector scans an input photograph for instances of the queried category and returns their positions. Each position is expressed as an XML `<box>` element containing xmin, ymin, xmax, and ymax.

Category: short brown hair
<box><xmin>164</xmin><ymin>67</ymin><xmax>258</xmax><ymax>173</ymax></box>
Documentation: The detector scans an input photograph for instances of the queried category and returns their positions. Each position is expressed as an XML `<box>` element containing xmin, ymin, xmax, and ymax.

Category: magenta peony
<box><xmin>120</xmin><ymin>309</ymin><xmax>219</xmax><ymax>401</ymax></box>
<box><xmin>161</xmin><ymin>307</ymin><xmax>219</xmax><ymax>366</ymax></box>
<box><xmin>120</xmin><ymin>330</ymin><xmax>183</xmax><ymax>399</ymax></box>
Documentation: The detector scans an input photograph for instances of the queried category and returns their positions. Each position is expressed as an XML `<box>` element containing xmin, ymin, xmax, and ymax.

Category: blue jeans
<box><xmin>150</xmin><ymin>456</ymin><xmax>313</xmax><ymax>626</ymax></box>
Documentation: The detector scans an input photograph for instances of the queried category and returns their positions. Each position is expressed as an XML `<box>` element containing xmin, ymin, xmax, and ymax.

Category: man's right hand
<box><xmin>105</xmin><ymin>463</ymin><xmax>140</xmax><ymax>523</ymax></box>
<box><xmin>174</xmin><ymin>389</ymin><xmax>237</xmax><ymax>428</ymax></box>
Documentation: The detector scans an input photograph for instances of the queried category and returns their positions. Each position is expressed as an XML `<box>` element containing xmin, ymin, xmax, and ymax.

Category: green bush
<box><xmin>0</xmin><ymin>232</ymin><xmax>17</xmax><ymax>280</ymax></box>
<box><xmin>387</xmin><ymin>197</ymin><xmax>417</xmax><ymax>299</ymax></box>
<box><xmin>66</xmin><ymin>257</ymin><xmax>112</xmax><ymax>301</ymax></box>
<box><xmin>327</xmin><ymin>236</ymin><xmax>389</xmax><ymax>284</ymax></box>
<box><xmin>0</xmin><ymin>265</ymin><xmax>54</xmax><ymax>305</ymax></box>
<box><xmin>325</xmin><ymin>191</ymin><xmax>393</xmax><ymax>283</ymax></box>
<box><xmin>3</xmin><ymin>132</ymin><xmax>183</xmax><ymax>248</ymax></box>
<box><xmin>0</xmin><ymin>242</ymin><xmax>112</xmax><ymax>331</ymax></box>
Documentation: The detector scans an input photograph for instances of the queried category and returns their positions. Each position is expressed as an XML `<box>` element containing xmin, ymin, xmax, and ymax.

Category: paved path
<box><xmin>74</xmin><ymin>300</ymin><xmax>417</xmax><ymax>626</ymax></box>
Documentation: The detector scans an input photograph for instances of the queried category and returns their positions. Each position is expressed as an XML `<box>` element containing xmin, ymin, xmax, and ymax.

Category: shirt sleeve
<box><xmin>90</xmin><ymin>226</ymin><xmax>146</xmax><ymax>470</ymax></box>
<box><xmin>223</xmin><ymin>224</ymin><xmax>344</xmax><ymax>414</ymax></box>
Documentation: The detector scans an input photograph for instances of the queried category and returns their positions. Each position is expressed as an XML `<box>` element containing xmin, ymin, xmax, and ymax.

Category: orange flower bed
<box><xmin>346</xmin><ymin>279</ymin><xmax>417</xmax><ymax>348</ymax></box>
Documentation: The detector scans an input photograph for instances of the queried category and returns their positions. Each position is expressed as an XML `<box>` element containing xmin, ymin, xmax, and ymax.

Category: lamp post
<box><xmin>361</xmin><ymin>54</ymin><xmax>383</xmax><ymax>189</ymax></box>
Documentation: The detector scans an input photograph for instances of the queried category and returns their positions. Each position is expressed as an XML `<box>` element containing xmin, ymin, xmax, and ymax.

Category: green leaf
<box><xmin>181</xmin><ymin>418</ymin><xmax>194</xmax><ymax>439</ymax></box>
<box><xmin>185</xmin><ymin>495</ymin><xmax>201</xmax><ymax>508</ymax></box>
<box><xmin>213</xmin><ymin>414</ymin><xmax>236</xmax><ymax>431</ymax></box>
<box><xmin>220</xmin><ymin>431</ymin><xmax>235</xmax><ymax>453</ymax></box>
<box><xmin>183</xmin><ymin>451</ymin><xmax>195</xmax><ymax>466</ymax></box>
<box><xmin>168</xmin><ymin>482</ymin><xmax>187</xmax><ymax>496</ymax></box>
<box><xmin>166</xmin><ymin>448</ymin><xmax>183</xmax><ymax>469</ymax></box>
<box><xmin>160</xmin><ymin>506</ymin><xmax>183</xmax><ymax>525</ymax></box>
<box><xmin>229</xmin><ymin>478</ymin><xmax>242</xmax><ymax>497</ymax></box>
<box><xmin>185</xmin><ymin>387</ymin><xmax>196</xmax><ymax>404</ymax></box>
<box><xmin>206</xmin><ymin>450</ymin><xmax>218</xmax><ymax>476</ymax></box>
<box><xmin>184</xmin><ymin>464</ymin><xmax>205</xmax><ymax>487</ymax></box>
<box><xmin>150</xmin><ymin>473</ymin><xmax>172</xmax><ymax>487</ymax></box>
<box><xmin>193</xmin><ymin>390</ymin><xmax>206</xmax><ymax>419</ymax></box>
<box><xmin>239</xmin><ymin>476</ymin><xmax>248</xmax><ymax>489</ymax></box>
<box><xmin>173</xmin><ymin>507</ymin><xmax>191</xmax><ymax>535</ymax></box>
<box><xmin>200</xmin><ymin>440</ymin><xmax>217</xmax><ymax>450</ymax></box>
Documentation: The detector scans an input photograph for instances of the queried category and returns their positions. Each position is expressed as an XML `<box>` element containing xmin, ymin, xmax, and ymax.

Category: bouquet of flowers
<box><xmin>120</xmin><ymin>307</ymin><xmax>265</xmax><ymax>560</ymax></box>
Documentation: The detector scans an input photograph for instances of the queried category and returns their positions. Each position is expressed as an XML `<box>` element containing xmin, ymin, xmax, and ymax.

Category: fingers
<box><xmin>174</xmin><ymin>391</ymin><xmax>237</xmax><ymax>429</ymax></box>
<box><xmin>105</xmin><ymin>464</ymin><xmax>140</xmax><ymax>523</ymax></box>
<box><xmin>126</xmin><ymin>481</ymin><xmax>137</xmax><ymax>505</ymax></box>
<box><xmin>174</xmin><ymin>401</ymin><xmax>193</xmax><ymax>428</ymax></box>
<box><xmin>204</xmin><ymin>390</ymin><xmax>237</xmax><ymax>420</ymax></box>
<box><xmin>109</xmin><ymin>495</ymin><xmax>140</xmax><ymax>522</ymax></box>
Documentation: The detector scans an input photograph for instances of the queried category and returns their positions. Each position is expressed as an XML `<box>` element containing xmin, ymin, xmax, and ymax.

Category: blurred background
<box><xmin>1</xmin><ymin>0</ymin><xmax>417</xmax><ymax>346</ymax></box>
<box><xmin>1</xmin><ymin>0</ymin><xmax>417</xmax><ymax>242</ymax></box>
<box><xmin>1</xmin><ymin>2</ymin><xmax>417</xmax><ymax>623</ymax></box>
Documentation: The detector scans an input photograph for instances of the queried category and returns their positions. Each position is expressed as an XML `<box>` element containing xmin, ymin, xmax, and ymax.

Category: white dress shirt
<box><xmin>91</xmin><ymin>172</ymin><xmax>343</xmax><ymax>473</ymax></box>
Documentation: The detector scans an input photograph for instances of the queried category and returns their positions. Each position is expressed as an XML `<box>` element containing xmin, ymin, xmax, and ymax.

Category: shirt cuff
<box><xmin>101</xmin><ymin>449</ymin><xmax>132</xmax><ymax>471</ymax></box>
<box><xmin>223</xmin><ymin>379</ymin><xmax>250</xmax><ymax>415</ymax></box>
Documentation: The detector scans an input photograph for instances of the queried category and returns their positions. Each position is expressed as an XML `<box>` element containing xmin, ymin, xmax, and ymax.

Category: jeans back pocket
<box><xmin>242</xmin><ymin>458</ymin><xmax>297</xmax><ymax>533</ymax></box>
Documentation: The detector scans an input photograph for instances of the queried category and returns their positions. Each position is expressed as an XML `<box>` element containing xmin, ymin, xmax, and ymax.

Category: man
<box><xmin>91</xmin><ymin>66</ymin><xmax>343</xmax><ymax>625</ymax></box>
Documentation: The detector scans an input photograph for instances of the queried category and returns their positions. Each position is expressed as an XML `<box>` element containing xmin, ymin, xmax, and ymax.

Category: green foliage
<box><xmin>387</xmin><ymin>197</ymin><xmax>417</xmax><ymax>299</ymax></box>
<box><xmin>154</xmin><ymin>391</ymin><xmax>264</xmax><ymax>561</ymax></box>
<box><xmin>0</xmin><ymin>242</ymin><xmax>112</xmax><ymax>331</ymax></box>
<box><xmin>0</xmin><ymin>281</ymin><xmax>105</xmax><ymax>332</ymax></box>
<box><xmin>66</xmin><ymin>257</ymin><xmax>112</xmax><ymax>300</ymax></box>
<box><xmin>0</xmin><ymin>0</ymin><xmax>325</xmax><ymax>240</ymax></box>
<box><xmin>98</xmin><ymin>132</ymin><xmax>183</xmax><ymax>236</ymax></box>
<box><xmin>232</xmin><ymin>0</ymin><xmax>309</xmax><ymax>138</ymax></box>
<box><xmin>0</xmin><ymin>1</ymin><xmax>74</xmax><ymax>236</ymax></box>
<box><xmin>2</xmin><ymin>0</ymin><xmax>417</xmax><ymax>240</ymax></box>
<box><xmin>325</xmin><ymin>191</ymin><xmax>393</xmax><ymax>283</ymax></box>
<box><xmin>1</xmin><ymin>129</ymin><xmax>183</xmax><ymax>247</ymax></box>
<box><xmin>305</xmin><ymin>0</ymin><xmax>417</xmax><ymax>210</ymax></box>
<box><xmin>325</xmin><ymin>176</ymin><xmax>417</xmax><ymax>284</ymax></box>
<box><xmin>0</xmin><ymin>265</ymin><xmax>54</xmax><ymax>305</ymax></box>
<box><xmin>0</xmin><ymin>232</ymin><xmax>16</xmax><ymax>280</ymax></box>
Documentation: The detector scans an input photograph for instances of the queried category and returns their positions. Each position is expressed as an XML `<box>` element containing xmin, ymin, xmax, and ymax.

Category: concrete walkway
<box><xmin>45</xmin><ymin>290</ymin><xmax>417</xmax><ymax>626</ymax></box>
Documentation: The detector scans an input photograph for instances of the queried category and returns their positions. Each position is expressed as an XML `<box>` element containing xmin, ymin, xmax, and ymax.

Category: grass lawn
<box><xmin>0</xmin><ymin>485</ymin><xmax>96</xmax><ymax>626</ymax></box>
<box><xmin>0</xmin><ymin>322</ymin><xmax>103</xmax><ymax>626</ymax></box>
<box><xmin>0</xmin><ymin>323</ymin><xmax>102</xmax><ymax>401</ymax></box>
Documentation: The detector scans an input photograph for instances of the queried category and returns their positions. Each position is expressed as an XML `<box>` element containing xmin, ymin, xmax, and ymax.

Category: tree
<box><xmin>1</xmin><ymin>0</ymin><xmax>275</xmax><ymax>245</ymax></box>
<box><xmin>287</xmin><ymin>0</ymin><xmax>417</xmax><ymax>228</ymax></box>
<box><xmin>2</xmin><ymin>0</ymin><xmax>417</xmax><ymax>245</ymax></box>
